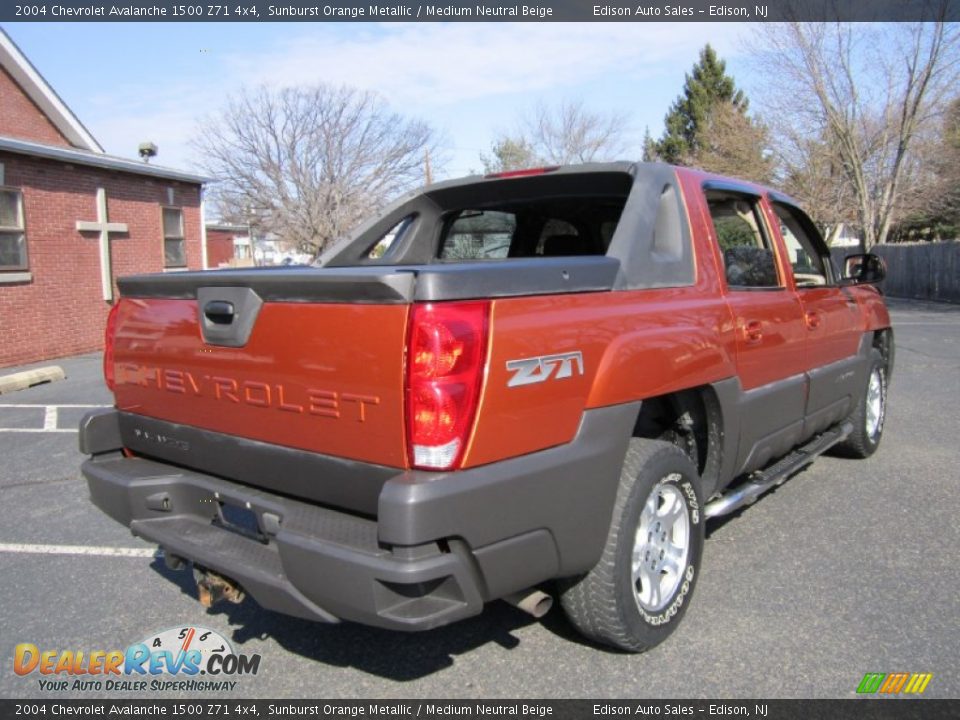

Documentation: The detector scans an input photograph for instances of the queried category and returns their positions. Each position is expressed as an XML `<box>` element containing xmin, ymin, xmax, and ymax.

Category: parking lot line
<box><xmin>0</xmin><ymin>542</ymin><xmax>157</xmax><ymax>558</ymax></box>
<box><xmin>0</xmin><ymin>404</ymin><xmax>111</xmax><ymax>408</ymax></box>
<box><xmin>0</xmin><ymin>403</ymin><xmax>111</xmax><ymax>433</ymax></box>
<box><xmin>0</xmin><ymin>428</ymin><xmax>77</xmax><ymax>433</ymax></box>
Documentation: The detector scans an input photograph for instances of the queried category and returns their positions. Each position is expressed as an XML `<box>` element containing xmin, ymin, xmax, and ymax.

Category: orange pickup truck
<box><xmin>81</xmin><ymin>163</ymin><xmax>893</xmax><ymax>652</ymax></box>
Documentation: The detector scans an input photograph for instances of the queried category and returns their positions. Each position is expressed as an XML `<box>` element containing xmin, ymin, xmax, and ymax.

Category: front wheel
<box><xmin>832</xmin><ymin>349</ymin><xmax>887</xmax><ymax>459</ymax></box>
<box><xmin>560</xmin><ymin>440</ymin><xmax>704</xmax><ymax>652</ymax></box>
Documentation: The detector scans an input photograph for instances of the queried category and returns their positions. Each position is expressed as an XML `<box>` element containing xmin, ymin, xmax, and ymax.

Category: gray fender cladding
<box><xmin>377</xmin><ymin>402</ymin><xmax>641</xmax><ymax>576</ymax></box>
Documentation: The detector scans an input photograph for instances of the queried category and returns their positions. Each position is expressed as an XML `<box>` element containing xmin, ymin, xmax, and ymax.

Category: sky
<box><xmin>2</xmin><ymin>21</ymin><xmax>752</xmax><ymax>185</ymax></box>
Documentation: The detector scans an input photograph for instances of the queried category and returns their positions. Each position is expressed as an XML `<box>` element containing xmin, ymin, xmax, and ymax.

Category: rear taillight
<box><xmin>405</xmin><ymin>301</ymin><xmax>489</xmax><ymax>470</ymax></box>
<box><xmin>103</xmin><ymin>301</ymin><xmax>121</xmax><ymax>392</ymax></box>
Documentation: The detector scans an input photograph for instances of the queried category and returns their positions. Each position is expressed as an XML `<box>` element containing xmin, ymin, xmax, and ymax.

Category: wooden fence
<box><xmin>830</xmin><ymin>242</ymin><xmax>960</xmax><ymax>304</ymax></box>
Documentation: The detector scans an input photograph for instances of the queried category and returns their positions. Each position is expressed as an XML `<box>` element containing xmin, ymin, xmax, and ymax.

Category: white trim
<box><xmin>0</xmin><ymin>29</ymin><xmax>103</xmax><ymax>153</ymax></box>
<box><xmin>75</xmin><ymin>187</ymin><xmax>128</xmax><ymax>301</ymax></box>
<box><xmin>0</xmin><ymin>271</ymin><xmax>31</xmax><ymax>283</ymax></box>
<box><xmin>200</xmin><ymin>190</ymin><xmax>209</xmax><ymax>270</ymax></box>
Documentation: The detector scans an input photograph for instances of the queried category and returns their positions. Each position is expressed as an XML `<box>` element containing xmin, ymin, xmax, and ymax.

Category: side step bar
<box><xmin>704</xmin><ymin>421</ymin><xmax>854</xmax><ymax>519</ymax></box>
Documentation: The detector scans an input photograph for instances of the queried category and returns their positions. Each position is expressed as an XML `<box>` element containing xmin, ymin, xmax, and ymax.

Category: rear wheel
<box><xmin>560</xmin><ymin>440</ymin><xmax>704</xmax><ymax>652</ymax></box>
<box><xmin>832</xmin><ymin>349</ymin><xmax>887</xmax><ymax>459</ymax></box>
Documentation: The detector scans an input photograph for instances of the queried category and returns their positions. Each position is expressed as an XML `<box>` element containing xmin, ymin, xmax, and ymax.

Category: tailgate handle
<box><xmin>204</xmin><ymin>300</ymin><xmax>236</xmax><ymax>325</ymax></box>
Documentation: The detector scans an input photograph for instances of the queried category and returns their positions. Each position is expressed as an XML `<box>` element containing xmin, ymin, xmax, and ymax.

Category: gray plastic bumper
<box><xmin>80</xmin><ymin>402</ymin><xmax>638</xmax><ymax>631</ymax></box>
<box><xmin>83</xmin><ymin>453</ymin><xmax>487</xmax><ymax>630</ymax></box>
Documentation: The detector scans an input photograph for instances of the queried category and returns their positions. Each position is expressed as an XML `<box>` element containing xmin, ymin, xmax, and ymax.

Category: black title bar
<box><xmin>1</xmin><ymin>0</ymin><xmax>958</xmax><ymax>23</ymax></box>
<box><xmin>1</xmin><ymin>700</ymin><xmax>959</xmax><ymax>719</ymax></box>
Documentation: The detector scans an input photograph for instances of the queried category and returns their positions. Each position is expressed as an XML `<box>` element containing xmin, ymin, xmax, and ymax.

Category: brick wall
<box><xmin>0</xmin><ymin>152</ymin><xmax>203</xmax><ymax>367</ymax></box>
<box><xmin>0</xmin><ymin>65</ymin><xmax>72</xmax><ymax>148</ymax></box>
<box><xmin>205</xmin><ymin>227</ymin><xmax>237</xmax><ymax>268</ymax></box>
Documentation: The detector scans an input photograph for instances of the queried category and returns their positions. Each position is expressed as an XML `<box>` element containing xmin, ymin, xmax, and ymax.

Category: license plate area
<box><xmin>213</xmin><ymin>501</ymin><xmax>267</xmax><ymax>544</ymax></box>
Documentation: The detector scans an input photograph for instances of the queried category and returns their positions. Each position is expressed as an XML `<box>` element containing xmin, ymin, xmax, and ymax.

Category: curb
<box><xmin>0</xmin><ymin>366</ymin><xmax>66</xmax><ymax>395</ymax></box>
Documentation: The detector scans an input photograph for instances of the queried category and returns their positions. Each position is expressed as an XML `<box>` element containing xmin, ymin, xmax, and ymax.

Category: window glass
<box><xmin>0</xmin><ymin>189</ymin><xmax>27</xmax><ymax>271</ymax></box>
<box><xmin>535</xmin><ymin>219</ymin><xmax>579</xmax><ymax>255</ymax></box>
<box><xmin>706</xmin><ymin>193</ymin><xmax>780</xmax><ymax>288</ymax></box>
<box><xmin>440</xmin><ymin>210</ymin><xmax>515</xmax><ymax>260</ymax></box>
<box><xmin>0</xmin><ymin>190</ymin><xmax>20</xmax><ymax>227</ymax></box>
<box><xmin>436</xmin><ymin>197</ymin><xmax>626</xmax><ymax>261</ymax></box>
<box><xmin>162</xmin><ymin>207</ymin><xmax>186</xmax><ymax>268</ymax></box>
<box><xmin>773</xmin><ymin>204</ymin><xmax>829</xmax><ymax>287</ymax></box>
<box><xmin>162</xmin><ymin>208</ymin><xmax>183</xmax><ymax>237</ymax></box>
<box><xmin>366</xmin><ymin>215</ymin><xmax>414</xmax><ymax>259</ymax></box>
<box><xmin>600</xmin><ymin>220</ymin><xmax>619</xmax><ymax>246</ymax></box>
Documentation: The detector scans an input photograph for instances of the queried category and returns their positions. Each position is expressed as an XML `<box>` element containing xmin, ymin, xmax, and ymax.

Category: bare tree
<box><xmin>527</xmin><ymin>100</ymin><xmax>630</xmax><ymax>165</ymax></box>
<box><xmin>481</xmin><ymin>100</ymin><xmax>629</xmax><ymax>172</ymax></box>
<box><xmin>778</xmin><ymin>130</ymin><xmax>860</xmax><ymax>242</ymax></box>
<box><xmin>194</xmin><ymin>84</ymin><xmax>439</xmax><ymax>255</ymax></box>
<box><xmin>754</xmin><ymin>18</ymin><xmax>960</xmax><ymax>248</ymax></box>
<box><xmin>683</xmin><ymin>100</ymin><xmax>775</xmax><ymax>184</ymax></box>
<box><xmin>480</xmin><ymin>137</ymin><xmax>538</xmax><ymax>174</ymax></box>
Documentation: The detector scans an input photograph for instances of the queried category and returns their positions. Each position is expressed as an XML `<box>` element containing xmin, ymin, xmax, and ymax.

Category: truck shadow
<box><xmin>149</xmin><ymin>559</ymin><xmax>566</xmax><ymax>680</ymax></box>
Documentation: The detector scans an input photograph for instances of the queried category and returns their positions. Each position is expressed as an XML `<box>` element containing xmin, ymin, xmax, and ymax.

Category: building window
<box><xmin>162</xmin><ymin>207</ymin><xmax>186</xmax><ymax>268</ymax></box>
<box><xmin>0</xmin><ymin>188</ymin><xmax>27</xmax><ymax>271</ymax></box>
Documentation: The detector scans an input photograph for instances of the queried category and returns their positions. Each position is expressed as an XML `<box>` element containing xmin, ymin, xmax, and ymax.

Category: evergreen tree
<box><xmin>654</xmin><ymin>45</ymin><xmax>747</xmax><ymax>164</ymax></box>
<box><xmin>642</xmin><ymin>127</ymin><xmax>657</xmax><ymax>162</ymax></box>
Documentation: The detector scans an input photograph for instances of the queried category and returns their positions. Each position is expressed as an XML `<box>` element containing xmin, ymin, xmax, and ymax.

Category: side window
<box><xmin>162</xmin><ymin>207</ymin><xmax>186</xmax><ymax>268</ymax></box>
<box><xmin>706</xmin><ymin>193</ymin><xmax>780</xmax><ymax>289</ymax></box>
<box><xmin>440</xmin><ymin>210</ymin><xmax>515</xmax><ymax>260</ymax></box>
<box><xmin>772</xmin><ymin>203</ymin><xmax>830</xmax><ymax>287</ymax></box>
<box><xmin>0</xmin><ymin>188</ymin><xmax>27</xmax><ymax>272</ymax></box>
<box><xmin>366</xmin><ymin>215</ymin><xmax>414</xmax><ymax>259</ymax></box>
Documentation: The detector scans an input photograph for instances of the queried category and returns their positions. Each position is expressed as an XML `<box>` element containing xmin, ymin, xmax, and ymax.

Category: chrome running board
<box><xmin>704</xmin><ymin>421</ymin><xmax>854</xmax><ymax>519</ymax></box>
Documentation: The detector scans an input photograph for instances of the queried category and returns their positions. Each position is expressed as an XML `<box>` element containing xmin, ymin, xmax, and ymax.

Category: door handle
<box><xmin>743</xmin><ymin>320</ymin><xmax>763</xmax><ymax>344</ymax></box>
<box><xmin>204</xmin><ymin>300</ymin><xmax>235</xmax><ymax>325</ymax></box>
<box><xmin>805</xmin><ymin>311</ymin><xmax>821</xmax><ymax>330</ymax></box>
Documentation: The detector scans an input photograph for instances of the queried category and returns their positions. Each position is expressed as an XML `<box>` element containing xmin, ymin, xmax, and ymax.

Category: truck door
<box><xmin>703</xmin><ymin>189</ymin><xmax>807</xmax><ymax>474</ymax></box>
<box><xmin>768</xmin><ymin>201</ymin><xmax>865</xmax><ymax>436</ymax></box>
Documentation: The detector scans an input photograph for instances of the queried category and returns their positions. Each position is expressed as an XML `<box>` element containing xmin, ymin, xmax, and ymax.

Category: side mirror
<box><xmin>842</xmin><ymin>252</ymin><xmax>886</xmax><ymax>285</ymax></box>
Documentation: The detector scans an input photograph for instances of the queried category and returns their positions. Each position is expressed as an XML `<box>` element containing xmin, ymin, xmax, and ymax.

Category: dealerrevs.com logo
<box><xmin>14</xmin><ymin>626</ymin><xmax>261</xmax><ymax>693</ymax></box>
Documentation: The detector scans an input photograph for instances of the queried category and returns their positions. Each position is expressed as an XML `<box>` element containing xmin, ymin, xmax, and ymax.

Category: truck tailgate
<box><xmin>112</xmin><ymin>296</ymin><xmax>410</xmax><ymax>469</ymax></box>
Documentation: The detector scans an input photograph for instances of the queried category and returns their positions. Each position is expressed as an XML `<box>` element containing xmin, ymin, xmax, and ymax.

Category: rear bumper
<box><xmin>80</xmin><ymin>402</ymin><xmax>637</xmax><ymax>631</ymax></box>
<box><xmin>83</xmin><ymin>453</ymin><xmax>483</xmax><ymax>630</ymax></box>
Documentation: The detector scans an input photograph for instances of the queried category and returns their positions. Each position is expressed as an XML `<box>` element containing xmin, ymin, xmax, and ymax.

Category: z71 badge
<box><xmin>506</xmin><ymin>351</ymin><xmax>584</xmax><ymax>387</ymax></box>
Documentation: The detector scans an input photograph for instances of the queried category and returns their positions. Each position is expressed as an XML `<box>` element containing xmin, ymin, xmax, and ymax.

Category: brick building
<box><xmin>205</xmin><ymin>223</ymin><xmax>252</xmax><ymax>268</ymax></box>
<box><xmin>0</xmin><ymin>28</ymin><xmax>208</xmax><ymax>368</ymax></box>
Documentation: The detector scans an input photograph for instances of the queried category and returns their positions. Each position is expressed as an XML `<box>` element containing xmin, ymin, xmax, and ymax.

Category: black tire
<box><xmin>831</xmin><ymin>349</ymin><xmax>887</xmax><ymax>459</ymax></box>
<box><xmin>559</xmin><ymin>439</ymin><xmax>705</xmax><ymax>652</ymax></box>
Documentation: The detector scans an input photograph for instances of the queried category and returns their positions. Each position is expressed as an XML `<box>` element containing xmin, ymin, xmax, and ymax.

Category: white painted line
<box><xmin>0</xmin><ymin>542</ymin><xmax>158</xmax><ymax>558</ymax></box>
<box><xmin>0</xmin><ymin>403</ymin><xmax>110</xmax><ymax>432</ymax></box>
<box><xmin>0</xmin><ymin>428</ymin><xmax>77</xmax><ymax>433</ymax></box>
<box><xmin>0</xmin><ymin>404</ymin><xmax>111</xmax><ymax>408</ymax></box>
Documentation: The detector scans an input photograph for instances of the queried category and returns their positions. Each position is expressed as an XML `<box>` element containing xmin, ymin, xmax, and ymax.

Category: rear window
<box><xmin>438</xmin><ymin>197</ymin><xmax>627</xmax><ymax>261</ymax></box>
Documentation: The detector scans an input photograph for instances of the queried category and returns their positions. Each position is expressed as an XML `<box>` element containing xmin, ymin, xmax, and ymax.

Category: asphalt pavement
<box><xmin>1</xmin><ymin>297</ymin><xmax>957</xmax><ymax>700</ymax></box>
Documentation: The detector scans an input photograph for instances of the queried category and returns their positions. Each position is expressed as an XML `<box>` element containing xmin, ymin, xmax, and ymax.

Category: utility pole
<box><xmin>424</xmin><ymin>148</ymin><xmax>433</xmax><ymax>186</ymax></box>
